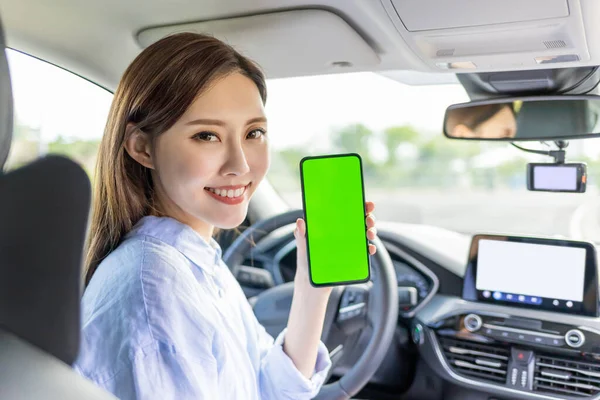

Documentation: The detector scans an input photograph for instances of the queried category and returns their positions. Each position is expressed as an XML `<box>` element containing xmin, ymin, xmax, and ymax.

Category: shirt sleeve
<box><xmin>255</xmin><ymin>323</ymin><xmax>332</xmax><ymax>400</ymax></box>
<box><xmin>93</xmin><ymin>343</ymin><xmax>219</xmax><ymax>400</ymax></box>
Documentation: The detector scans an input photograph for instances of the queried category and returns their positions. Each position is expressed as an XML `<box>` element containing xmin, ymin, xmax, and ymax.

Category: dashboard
<box><xmin>414</xmin><ymin>234</ymin><xmax>600</xmax><ymax>400</ymax></box>
<box><xmin>236</xmin><ymin>223</ymin><xmax>600</xmax><ymax>400</ymax></box>
<box><xmin>395</xmin><ymin>259</ymin><xmax>430</xmax><ymax>307</ymax></box>
<box><xmin>272</xmin><ymin>237</ymin><xmax>438</xmax><ymax>317</ymax></box>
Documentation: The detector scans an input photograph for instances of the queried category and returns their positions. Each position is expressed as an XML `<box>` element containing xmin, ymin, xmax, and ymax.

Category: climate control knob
<box><xmin>565</xmin><ymin>329</ymin><xmax>585</xmax><ymax>348</ymax></box>
<box><xmin>464</xmin><ymin>314</ymin><xmax>483</xmax><ymax>332</ymax></box>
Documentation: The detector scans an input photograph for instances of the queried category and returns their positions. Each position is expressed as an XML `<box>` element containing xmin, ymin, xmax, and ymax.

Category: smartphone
<box><xmin>300</xmin><ymin>153</ymin><xmax>370</xmax><ymax>287</ymax></box>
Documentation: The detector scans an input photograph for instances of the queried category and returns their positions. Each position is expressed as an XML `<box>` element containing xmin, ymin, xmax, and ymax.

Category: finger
<box><xmin>366</xmin><ymin>214</ymin><xmax>376</xmax><ymax>229</ymax></box>
<box><xmin>368</xmin><ymin>244</ymin><xmax>377</xmax><ymax>255</ymax></box>
<box><xmin>367</xmin><ymin>227</ymin><xmax>377</xmax><ymax>241</ymax></box>
<box><xmin>365</xmin><ymin>201</ymin><xmax>375</xmax><ymax>214</ymax></box>
<box><xmin>294</xmin><ymin>218</ymin><xmax>306</xmax><ymax>239</ymax></box>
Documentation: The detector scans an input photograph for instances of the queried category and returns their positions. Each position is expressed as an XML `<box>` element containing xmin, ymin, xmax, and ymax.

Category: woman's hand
<box><xmin>293</xmin><ymin>201</ymin><xmax>378</xmax><ymax>292</ymax></box>
<box><xmin>283</xmin><ymin>201</ymin><xmax>378</xmax><ymax>378</ymax></box>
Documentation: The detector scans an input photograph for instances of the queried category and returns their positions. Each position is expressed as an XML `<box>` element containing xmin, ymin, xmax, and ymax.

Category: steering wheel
<box><xmin>223</xmin><ymin>210</ymin><xmax>398</xmax><ymax>400</ymax></box>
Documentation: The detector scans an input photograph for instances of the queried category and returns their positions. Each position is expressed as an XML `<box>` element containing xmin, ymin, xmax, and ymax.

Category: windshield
<box><xmin>265</xmin><ymin>72</ymin><xmax>600</xmax><ymax>241</ymax></box>
<box><xmin>8</xmin><ymin>49</ymin><xmax>600</xmax><ymax>243</ymax></box>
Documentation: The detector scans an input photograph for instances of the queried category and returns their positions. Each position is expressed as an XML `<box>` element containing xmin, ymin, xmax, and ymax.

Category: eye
<box><xmin>247</xmin><ymin>128</ymin><xmax>266</xmax><ymax>140</ymax></box>
<box><xmin>192</xmin><ymin>131</ymin><xmax>220</xmax><ymax>142</ymax></box>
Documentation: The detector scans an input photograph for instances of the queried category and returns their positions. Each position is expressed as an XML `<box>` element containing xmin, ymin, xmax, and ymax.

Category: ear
<box><xmin>124</xmin><ymin>123</ymin><xmax>155</xmax><ymax>169</ymax></box>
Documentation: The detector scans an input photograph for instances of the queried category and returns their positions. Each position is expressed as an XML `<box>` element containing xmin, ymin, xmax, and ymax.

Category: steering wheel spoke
<box><xmin>336</xmin><ymin>283</ymin><xmax>370</xmax><ymax>334</ymax></box>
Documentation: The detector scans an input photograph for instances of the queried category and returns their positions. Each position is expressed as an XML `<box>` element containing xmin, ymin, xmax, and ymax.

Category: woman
<box><xmin>74</xmin><ymin>33</ymin><xmax>378</xmax><ymax>399</ymax></box>
<box><xmin>446</xmin><ymin>103</ymin><xmax>517</xmax><ymax>139</ymax></box>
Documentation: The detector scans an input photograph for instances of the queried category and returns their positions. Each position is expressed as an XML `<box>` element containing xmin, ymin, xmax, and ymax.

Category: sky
<box><xmin>6</xmin><ymin>49</ymin><xmax>469</xmax><ymax>150</ymax></box>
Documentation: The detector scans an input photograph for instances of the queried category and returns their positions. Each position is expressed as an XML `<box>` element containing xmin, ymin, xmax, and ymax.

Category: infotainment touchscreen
<box><xmin>462</xmin><ymin>235</ymin><xmax>599</xmax><ymax>316</ymax></box>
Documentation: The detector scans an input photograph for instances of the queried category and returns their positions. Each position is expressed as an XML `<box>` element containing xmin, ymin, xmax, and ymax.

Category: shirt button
<box><xmin>218</xmin><ymin>288</ymin><xmax>224</xmax><ymax>298</ymax></box>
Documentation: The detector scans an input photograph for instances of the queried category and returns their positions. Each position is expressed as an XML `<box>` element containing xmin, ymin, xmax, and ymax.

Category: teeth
<box><xmin>208</xmin><ymin>186</ymin><xmax>246</xmax><ymax>198</ymax></box>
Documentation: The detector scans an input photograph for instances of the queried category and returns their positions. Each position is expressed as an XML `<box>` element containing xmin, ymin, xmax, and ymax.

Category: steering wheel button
<box><xmin>412</xmin><ymin>323</ymin><xmax>423</xmax><ymax>345</ymax></box>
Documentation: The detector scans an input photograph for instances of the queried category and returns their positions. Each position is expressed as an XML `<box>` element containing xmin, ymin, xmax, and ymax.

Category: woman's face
<box><xmin>451</xmin><ymin>105</ymin><xmax>517</xmax><ymax>139</ymax></box>
<box><xmin>151</xmin><ymin>72</ymin><xmax>270</xmax><ymax>235</ymax></box>
<box><xmin>474</xmin><ymin>106</ymin><xmax>517</xmax><ymax>139</ymax></box>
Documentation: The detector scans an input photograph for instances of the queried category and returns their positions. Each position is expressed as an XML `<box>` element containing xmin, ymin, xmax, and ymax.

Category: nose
<box><xmin>221</xmin><ymin>141</ymin><xmax>250</xmax><ymax>176</ymax></box>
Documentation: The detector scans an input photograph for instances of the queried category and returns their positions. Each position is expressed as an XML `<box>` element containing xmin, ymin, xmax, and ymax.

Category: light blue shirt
<box><xmin>75</xmin><ymin>216</ymin><xmax>331</xmax><ymax>399</ymax></box>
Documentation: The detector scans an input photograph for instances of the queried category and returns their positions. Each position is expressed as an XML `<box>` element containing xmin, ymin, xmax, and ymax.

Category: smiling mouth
<box><xmin>205</xmin><ymin>183</ymin><xmax>250</xmax><ymax>199</ymax></box>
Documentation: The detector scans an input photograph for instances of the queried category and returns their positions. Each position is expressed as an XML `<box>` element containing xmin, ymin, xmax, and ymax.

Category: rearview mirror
<box><xmin>444</xmin><ymin>95</ymin><xmax>600</xmax><ymax>141</ymax></box>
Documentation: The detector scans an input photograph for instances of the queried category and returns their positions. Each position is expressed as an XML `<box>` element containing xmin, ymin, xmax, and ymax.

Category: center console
<box><xmin>413</xmin><ymin>234</ymin><xmax>600</xmax><ymax>400</ymax></box>
<box><xmin>463</xmin><ymin>314</ymin><xmax>590</xmax><ymax>351</ymax></box>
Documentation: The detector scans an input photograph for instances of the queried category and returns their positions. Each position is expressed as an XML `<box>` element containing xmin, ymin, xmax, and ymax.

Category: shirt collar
<box><xmin>127</xmin><ymin>216</ymin><xmax>223</xmax><ymax>275</ymax></box>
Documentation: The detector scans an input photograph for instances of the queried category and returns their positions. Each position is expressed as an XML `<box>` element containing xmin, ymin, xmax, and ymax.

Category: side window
<box><xmin>5</xmin><ymin>49</ymin><xmax>112</xmax><ymax>179</ymax></box>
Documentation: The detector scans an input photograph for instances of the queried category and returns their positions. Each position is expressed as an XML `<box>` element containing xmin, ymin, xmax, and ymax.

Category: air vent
<box><xmin>436</xmin><ymin>48</ymin><xmax>455</xmax><ymax>57</ymax></box>
<box><xmin>439</xmin><ymin>337</ymin><xmax>509</xmax><ymax>383</ymax></box>
<box><xmin>544</xmin><ymin>40</ymin><xmax>566</xmax><ymax>49</ymax></box>
<box><xmin>534</xmin><ymin>355</ymin><xmax>600</xmax><ymax>397</ymax></box>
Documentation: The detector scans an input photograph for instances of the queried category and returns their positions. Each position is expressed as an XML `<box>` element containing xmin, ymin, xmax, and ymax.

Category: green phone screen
<box><xmin>300</xmin><ymin>153</ymin><xmax>370</xmax><ymax>286</ymax></box>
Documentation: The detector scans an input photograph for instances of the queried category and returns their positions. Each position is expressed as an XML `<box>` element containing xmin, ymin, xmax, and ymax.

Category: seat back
<box><xmin>0</xmin><ymin>14</ymin><xmax>115</xmax><ymax>400</ymax></box>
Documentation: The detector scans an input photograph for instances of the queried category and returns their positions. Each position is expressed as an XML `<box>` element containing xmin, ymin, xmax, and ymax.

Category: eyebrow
<box><xmin>185</xmin><ymin>117</ymin><xmax>267</xmax><ymax>126</ymax></box>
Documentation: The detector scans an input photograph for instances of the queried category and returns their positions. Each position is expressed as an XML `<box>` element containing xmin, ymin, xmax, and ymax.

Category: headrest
<box><xmin>0</xmin><ymin>156</ymin><xmax>91</xmax><ymax>365</ymax></box>
<box><xmin>0</xmin><ymin>18</ymin><xmax>12</xmax><ymax>171</ymax></box>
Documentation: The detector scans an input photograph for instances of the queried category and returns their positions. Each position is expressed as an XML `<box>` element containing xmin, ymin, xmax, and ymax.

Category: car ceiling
<box><xmin>2</xmin><ymin>0</ymin><xmax>600</xmax><ymax>92</ymax></box>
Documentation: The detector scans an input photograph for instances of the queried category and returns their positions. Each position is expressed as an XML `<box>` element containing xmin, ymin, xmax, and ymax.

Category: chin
<box><xmin>213</xmin><ymin>211</ymin><xmax>248</xmax><ymax>230</ymax></box>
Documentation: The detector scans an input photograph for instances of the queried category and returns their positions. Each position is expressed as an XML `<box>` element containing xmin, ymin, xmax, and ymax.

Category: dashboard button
<box><xmin>532</xmin><ymin>335</ymin><xmax>546</xmax><ymax>345</ymax></box>
<box><xmin>464</xmin><ymin>314</ymin><xmax>482</xmax><ymax>332</ymax></box>
<box><xmin>548</xmin><ymin>337</ymin><xmax>566</xmax><ymax>347</ymax></box>
<box><xmin>498</xmin><ymin>330</ymin><xmax>512</xmax><ymax>340</ymax></box>
<box><xmin>521</xmin><ymin>370</ymin><xmax>528</xmax><ymax>387</ymax></box>
<box><xmin>412</xmin><ymin>323</ymin><xmax>424</xmax><ymax>345</ymax></box>
<box><xmin>490</xmin><ymin>328</ymin><xmax>515</xmax><ymax>341</ymax></box>
<box><xmin>565</xmin><ymin>329</ymin><xmax>585</xmax><ymax>348</ymax></box>
<box><xmin>515</xmin><ymin>332</ymin><xmax>533</xmax><ymax>343</ymax></box>
<box><xmin>484</xmin><ymin>326</ymin><xmax>515</xmax><ymax>341</ymax></box>
<box><xmin>512</xmin><ymin>349</ymin><xmax>533</xmax><ymax>365</ymax></box>
<box><xmin>510</xmin><ymin>367</ymin><xmax>518</xmax><ymax>386</ymax></box>
<box><xmin>569</xmin><ymin>335</ymin><xmax>581</xmax><ymax>345</ymax></box>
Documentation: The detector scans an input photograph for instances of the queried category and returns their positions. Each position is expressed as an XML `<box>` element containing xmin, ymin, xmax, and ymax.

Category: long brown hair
<box><xmin>84</xmin><ymin>33</ymin><xmax>266</xmax><ymax>286</ymax></box>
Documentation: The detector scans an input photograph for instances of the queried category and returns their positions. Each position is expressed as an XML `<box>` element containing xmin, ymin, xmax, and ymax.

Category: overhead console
<box><xmin>413</xmin><ymin>234</ymin><xmax>600</xmax><ymax>399</ymax></box>
<box><xmin>381</xmin><ymin>0</ymin><xmax>591</xmax><ymax>73</ymax></box>
<box><xmin>137</xmin><ymin>9</ymin><xmax>380</xmax><ymax>79</ymax></box>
